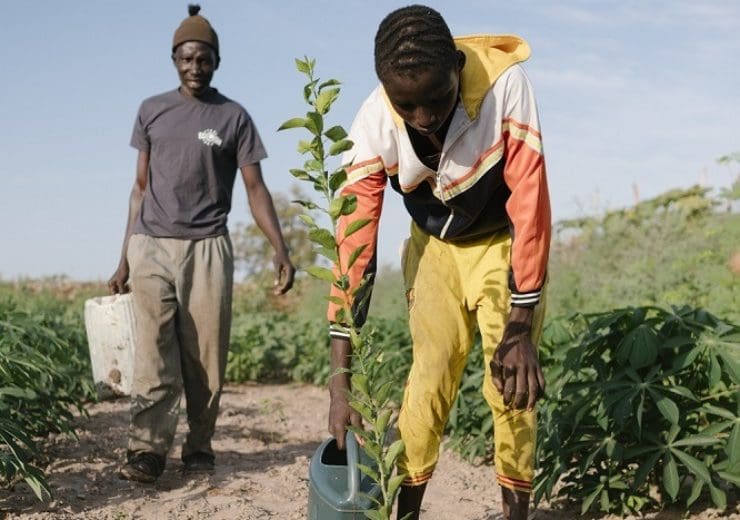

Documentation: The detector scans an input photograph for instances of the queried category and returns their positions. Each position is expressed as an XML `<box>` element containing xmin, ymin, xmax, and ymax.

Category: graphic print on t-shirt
<box><xmin>198</xmin><ymin>128</ymin><xmax>223</xmax><ymax>147</ymax></box>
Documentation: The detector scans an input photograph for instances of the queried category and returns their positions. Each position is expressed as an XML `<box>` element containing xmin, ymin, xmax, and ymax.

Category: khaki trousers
<box><xmin>126</xmin><ymin>234</ymin><xmax>233</xmax><ymax>460</ymax></box>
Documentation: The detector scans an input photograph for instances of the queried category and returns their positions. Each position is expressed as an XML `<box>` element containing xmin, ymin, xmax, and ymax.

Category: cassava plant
<box><xmin>279</xmin><ymin>57</ymin><xmax>407</xmax><ymax>520</ymax></box>
<box><xmin>535</xmin><ymin>305</ymin><xmax>739</xmax><ymax>515</ymax></box>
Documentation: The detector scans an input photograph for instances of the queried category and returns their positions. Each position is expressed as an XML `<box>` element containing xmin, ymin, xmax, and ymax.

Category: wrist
<box><xmin>274</xmin><ymin>242</ymin><xmax>290</xmax><ymax>257</ymax></box>
<box><xmin>328</xmin><ymin>374</ymin><xmax>350</xmax><ymax>396</ymax></box>
<box><xmin>508</xmin><ymin>305</ymin><xmax>534</xmax><ymax>326</ymax></box>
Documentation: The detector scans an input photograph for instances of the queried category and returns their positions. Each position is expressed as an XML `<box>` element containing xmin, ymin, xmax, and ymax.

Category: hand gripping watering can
<box><xmin>308</xmin><ymin>432</ymin><xmax>381</xmax><ymax>519</ymax></box>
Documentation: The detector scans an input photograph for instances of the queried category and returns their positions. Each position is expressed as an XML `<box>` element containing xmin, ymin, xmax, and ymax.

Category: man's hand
<box><xmin>107</xmin><ymin>263</ymin><xmax>130</xmax><ymax>295</ymax></box>
<box><xmin>272</xmin><ymin>250</ymin><xmax>295</xmax><ymax>295</ymax></box>
<box><xmin>490</xmin><ymin>307</ymin><xmax>545</xmax><ymax>411</ymax></box>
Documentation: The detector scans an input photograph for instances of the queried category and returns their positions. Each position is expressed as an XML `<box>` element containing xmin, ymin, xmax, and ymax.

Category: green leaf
<box><xmin>351</xmin><ymin>374</ymin><xmax>369</xmax><ymax>397</ymax></box>
<box><xmin>708</xmin><ymin>482</ymin><xmax>727</xmax><ymax>509</ymax></box>
<box><xmin>617</xmin><ymin>324</ymin><xmax>658</xmax><ymax>369</ymax></box>
<box><xmin>305</xmin><ymin>111</ymin><xmax>323</xmax><ymax>136</ymax></box>
<box><xmin>295</xmin><ymin>57</ymin><xmax>311</xmax><ymax>74</ymax></box>
<box><xmin>348</xmin><ymin>244</ymin><xmax>368</xmax><ymax>270</ymax></box>
<box><xmin>344</xmin><ymin>218</ymin><xmax>372</xmax><ymax>239</ymax></box>
<box><xmin>384</xmin><ymin>439</ymin><xmax>405</xmax><ymax>469</ymax></box>
<box><xmin>718</xmin><ymin>470</ymin><xmax>740</xmax><ymax>487</ymax></box>
<box><xmin>375</xmin><ymin>409</ymin><xmax>392</xmax><ymax>435</ymax></box>
<box><xmin>581</xmin><ymin>484</ymin><xmax>603</xmax><ymax>514</ymax></box>
<box><xmin>672</xmin><ymin>346</ymin><xmax>702</xmax><ymax>371</ymax></box>
<box><xmin>0</xmin><ymin>386</ymin><xmax>37</xmax><ymax>399</ymax></box>
<box><xmin>339</xmin><ymin>195</ymin><xmax>357</xmax><ymax>216</ymax></box>
<box><xmin>388</xmin><ymin>473</ymin><xmax>407</xmax><ymax>498</ymax></box>
<box><xmin>326</xmin><ymin>295</ymin><xmax>345</xmax><ymax>306</ymax></box>
<box><xmin>278</xmin><ymin>117</ymin><xmax>308</xmax><ymax>131</ymax></box>
<box><xmin>654</xmin><ymin>394</ymin><xmax>680</xmax><ymax>425</ymax></box>
<box><xmin>687</xmin><ymin>477</ymin><xmax>704</xmax><ymax>507</ymax></box>
<box><xmin>309</xmin><ymin>228</ymin><xmax>336</xmax><ymax>250</ymax></box>
<box><xmin>304</xmin><ymin>265</ymin><xmax>335</xmax><ymax>283</ymax></box>
<box><xmin>663</xmin><ymin>454</ymin><xmax>679</xmax><ymax>500</ymax></box>
<box><xmin>297</xmin><ymin>139</ymin><xmax>314</xmax><ymax>154</ymax></box>
<box><xmin>709</xmin><ymin>353</ymin><xmax>722</xmax><ymax>387</ymax></box>
<box><xmin>356</xmin><ymin>463</ymin><xmax>379</xmax><ymax>483</ymax></box>
<box><xmin>329</xmin><ymin>197</ymin><xmax>344</xmax><ymax>219</ymax></box>
<box><xmin>317</xmin><ymin>245</ymin><xmax>338</xmax><ymax>263</ymax></box>
<box><xmin>672</xmin><ymin>448</ymin><xmax>712</xmax><ymax>484</ymax></box>
<box><xmin>298</xmin><ymin>213</ymin><xmax>316</xmax><ymax>227</ymax></box>
<box><xmin>672</xmin><ymin>435</ymin><xmax>720</xmax><ymax>448</ymax></box>
<box><xmin>316</xmin><ymin>88</ymin><xmax>340</xmax><ymax>115</ymax></box>
<box><xmin>632</xmin><ymin>450</ymin><xmax>661</xmax><ymax>489</ymax></box>
<box><xmin>318</xmin><ymin>79</ymin><xmax>341</xmax><ymax>91</ymax></box>
<box><xmin>375</xmin><ymin>380</ymin><xmax>394</xmax><ymax>405</ymax></box>
<box><xmin>718</xmin><ymin>349</ymin><xmax>740</xmax><ymax>383</ymax></box>
<box><xmin>302</xmin><ymin>79</ymin><xmax>317</xmax><ymax>103</ymax></box>
<box><xmin>290</xmin><ymin>168</ymin><xmax>311</xmax><ymax>181</ymax></box>
<box><xmin>329</xmin><ymin>169</ymin><xmax>347</xmax><ymax>192</ymax></box>
<box><xmin>363</xmin><ymin>440</ymin><xmax>382</xmax><ymax>462</ymax></box>
<box><xmin>324</xmin><ymin>125</ymin><xmax>348</xmax><ymax>142</ymax></box>
<box><xmin>350</xmin><ymin>400</ymin><xmax>373</xmax><ymax>423</ymax></box>
<box><xmin>304</xmin><ymin>158</ymin><xmax>324</xmax><ymax>173</ymax></box>
<box><xmin>329</xmin><ymin>139</ymin><xmax>354</xmax><ymax>156</ymax></box>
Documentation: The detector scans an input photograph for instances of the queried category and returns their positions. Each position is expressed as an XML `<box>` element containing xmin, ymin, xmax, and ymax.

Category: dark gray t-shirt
<box><xmin>130</xmin><ymin>88</ymin><xmax>267</xmax><ymax>238</ymax></box>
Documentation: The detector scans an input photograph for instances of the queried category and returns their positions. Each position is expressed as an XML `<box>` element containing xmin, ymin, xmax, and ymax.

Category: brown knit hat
<box><xmin>172</xmin><ymin>4</ymin><xmax>219</xmax><ymax>56</ymax></box>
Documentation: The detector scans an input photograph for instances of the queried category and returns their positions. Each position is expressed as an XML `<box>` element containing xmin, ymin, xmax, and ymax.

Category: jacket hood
<box><xmin>456</xmin><ymin>34</ymin><xmax>531</xmax><ymax>120</ymax></box>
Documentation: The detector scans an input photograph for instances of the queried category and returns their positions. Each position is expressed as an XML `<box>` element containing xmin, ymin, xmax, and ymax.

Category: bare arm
<box><xmin>240</xmin><ymin>162</ymin><xmax>295</xmax><ymax>294</ymax></box>
<box><xmin>108</xmin><ymin>151</ymin><xmax>149</xmax><ymax>294</ymax></box>
<box><xmin>328</xmin><ymin>336</ymin><xmax>362</xmax><ymax>450</ymax></box>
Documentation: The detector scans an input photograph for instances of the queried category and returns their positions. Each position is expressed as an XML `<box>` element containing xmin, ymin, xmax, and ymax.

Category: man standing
<box><xmin>108</xmin><ymin>5</ymin><xmax>294</xmax><ymax>483</ymax></box>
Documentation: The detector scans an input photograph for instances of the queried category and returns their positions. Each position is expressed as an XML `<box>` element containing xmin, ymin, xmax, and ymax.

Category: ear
<box><xmin>214</xmin><ymin>54</ymin><xmax>221</xmax><ymax>70</ymax></box>
<box><xmin>456</xmin><ymin>50</ymin><xmax>466</xmax><ymax>72</ymax></box>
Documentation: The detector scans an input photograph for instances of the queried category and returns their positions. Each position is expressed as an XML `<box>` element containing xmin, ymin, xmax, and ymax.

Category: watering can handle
<box><xmin>345</xmin><ymin>431</ymin><xmax>361</xmax><ymax>502</ymax></box>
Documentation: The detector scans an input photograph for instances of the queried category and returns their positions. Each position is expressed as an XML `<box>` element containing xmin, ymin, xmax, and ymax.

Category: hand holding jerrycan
<box><xmin>308</xmin><ymin>432</ymin><xmax>382</xmax><ymax>519</ymax></box>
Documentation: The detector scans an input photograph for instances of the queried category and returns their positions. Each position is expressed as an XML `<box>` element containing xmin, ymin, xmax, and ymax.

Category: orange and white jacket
<box><xmin>329</xmin><ymin>35</ymin><xmax>551</xmax><ymax>336</ymax></box>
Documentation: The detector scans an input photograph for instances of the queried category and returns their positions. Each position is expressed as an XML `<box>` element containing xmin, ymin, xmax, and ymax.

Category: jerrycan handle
<box><xmin>345</xmin><ymin>431</ymin><xmax>362</xmax><ymax>503</ymax></box>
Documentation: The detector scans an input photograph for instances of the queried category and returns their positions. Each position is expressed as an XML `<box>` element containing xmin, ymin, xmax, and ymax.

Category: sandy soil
<box><xmin>0</xmin><ymin>383</ymin><xmax>736</xmax><ymax>520</ymax></box>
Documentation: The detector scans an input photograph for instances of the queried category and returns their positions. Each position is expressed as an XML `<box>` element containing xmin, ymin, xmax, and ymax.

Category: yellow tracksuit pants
<box><xmin>397</xmin><ymin>222</ymin><xmax>545</xmax><ymax>494</ymax></box>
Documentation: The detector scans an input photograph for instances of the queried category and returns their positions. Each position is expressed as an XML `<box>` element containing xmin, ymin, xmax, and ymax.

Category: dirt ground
<box><xmin>0</xmin><ymin>383</ymin><xmax>736</xmax><ymax>520</ymax></box>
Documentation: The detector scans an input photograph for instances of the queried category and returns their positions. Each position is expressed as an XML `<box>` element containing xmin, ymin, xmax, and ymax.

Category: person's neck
<box><xmin>179</xmin><ymin>86</ymin><xmax>213</xmax><ymax>100</ymax></box>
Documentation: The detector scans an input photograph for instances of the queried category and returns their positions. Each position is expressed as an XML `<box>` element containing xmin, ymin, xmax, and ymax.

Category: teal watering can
<box><xmin>308</xmin><ymin>432</ymin><xmax>381</xmax><ymax>519</ymax></box>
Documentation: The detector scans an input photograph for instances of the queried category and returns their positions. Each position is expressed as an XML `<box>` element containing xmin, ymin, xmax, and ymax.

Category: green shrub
<box><xmin>226</xmin><ymin>312</ymin><xmax>330</xmax><ymax>385</ymax></box>
<box><xmin>0</xmin><ymin>294</ymin><xmax>95</xmax><ymax>500</ymax></box>
<box><xmin>548</xmin><ymin>187</ymin><xmax>740</xmax><ymax>322</ymax></box>
<box><xmin>536</xmin><ymin>306</ymin><xmax>739</xmax><ymax>515</ymax></box>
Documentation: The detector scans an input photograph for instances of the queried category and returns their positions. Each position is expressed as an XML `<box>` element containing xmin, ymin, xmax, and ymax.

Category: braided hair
<box><xmin>374</xmin><ymin>5</ymin><xmax>458</xmax><ymax>81</ymax></box>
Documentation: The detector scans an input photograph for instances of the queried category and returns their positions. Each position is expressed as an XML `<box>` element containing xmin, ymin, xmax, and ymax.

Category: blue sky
<box><xmin>1</xmin><ymin>1</ymin><xmax>738</xmax><ymax>280</ymax></box>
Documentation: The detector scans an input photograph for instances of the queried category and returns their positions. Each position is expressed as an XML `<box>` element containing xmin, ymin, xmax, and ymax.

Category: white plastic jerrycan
<box><xmin>83</xmin><ymin>293</ymin><xmax>137</xmax><ymax>399</ymax></box>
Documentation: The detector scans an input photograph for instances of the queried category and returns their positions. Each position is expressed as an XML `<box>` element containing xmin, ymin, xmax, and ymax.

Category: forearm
<box><xmin>247</xmin><ymin>184</ymin><xmax>289</xmax><ymax>254</ymax></box>
<box><xmin>117</xmin><ymin>188</ymin><xmax>144</xmax><ymax>266</ymax></box>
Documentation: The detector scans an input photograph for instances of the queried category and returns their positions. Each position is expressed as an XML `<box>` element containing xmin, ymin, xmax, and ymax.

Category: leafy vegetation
<box><xmin>548</xmin><ymin>186</ymin><xmax>740</xmax><ymax>322</ymax></box>
<box><xmin>536</xmin><ymin>306</ymin><xmax>739</xmax><ymax>514</ymax></box>
<box><xmin>0</xmin><ymin>283</ymin><xmax>96</xmax><ymax>500</ymax></box>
